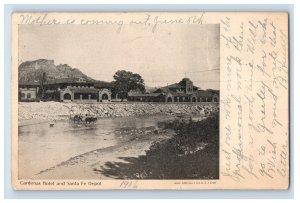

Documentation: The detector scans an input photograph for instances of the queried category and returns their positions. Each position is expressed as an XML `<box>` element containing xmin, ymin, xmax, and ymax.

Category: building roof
<box><xmin>153</xmin><ymin>88</ymin><xmax>191</xmax><ymax>97</ymax></box>
<box><xmin>45</xmin><ymin>78</ymin><xmax>94</xmax><ymax>85</ymax></box>
<box><xmin>206</xmin><ymin>89</ymin><xmax>220</xmax><ymax>95</ymax></box>
<box><xmin>94</xmin><ymin>81</ymin><xmax>114</xmax><ymax>88</ymax></box>
<box><xmin>195</xmin><ymin>90</ymin><xmax>216</xmax><ymax>97</ymax></box>
<box><xmin>19</xmin><ymin>81</ymin><xmax>40</xmax><ymax>87</ymax></box>
<box><xmin>44</xmin><ymin>78</ymin><xmax>114</xmax><ymax>88</ymax></box>
<box><xmin>67</xmin><ymin>87</ymin><xmax>99</xmax><ymax>94</ymax></box>
<box><xmin>160</xmin><ymin>81</ymin><xmax>199</xmax><ymax>91</ymax></box>
<box><xmin>165</xmin><ymin>83</ymin><xmax>184</xmax><ymax>89</ymax></box>
<box><xmin>153</xmin><ymin>87</ymin><xmax>172</xmax><ymax>94</ymax></box>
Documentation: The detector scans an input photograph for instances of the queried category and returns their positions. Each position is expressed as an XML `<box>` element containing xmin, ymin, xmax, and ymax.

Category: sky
<box><xmin>19</xmin><ymin>23</ymin><xmax>220</xmax><ymax>90</ymax></box>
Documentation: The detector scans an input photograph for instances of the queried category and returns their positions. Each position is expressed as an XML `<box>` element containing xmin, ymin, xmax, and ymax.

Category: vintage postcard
<box><xmin>11</xmin><ymin>12</ymin><xmax>289</xmax><ymax>190</ymax></box>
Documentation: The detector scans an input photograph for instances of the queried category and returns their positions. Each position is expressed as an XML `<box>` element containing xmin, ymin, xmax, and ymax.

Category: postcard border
<box><xmin>4</xmin><ymin>4</ymin><xmax>294</xmax><ymax>199</ymax></box>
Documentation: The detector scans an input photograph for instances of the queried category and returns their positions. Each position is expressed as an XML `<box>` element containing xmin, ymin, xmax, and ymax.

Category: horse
<box><xmin>73</xmin><ymin>115</ymin><xmax>83</xmax><ymax>124</ymax></box>
<box><xmin>85</xmin><ymin>117</ymin><xmax>97</xmax><ymax>124</ymax></box>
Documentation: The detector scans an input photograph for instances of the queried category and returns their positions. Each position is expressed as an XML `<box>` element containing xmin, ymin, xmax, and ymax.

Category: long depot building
<box><xmin>128</xmin><ymin>78</ymin><xmax>219</xmax><ymax>103</ymax></box>
<box><xmin>19</xmin><ymin>77</ymin><xmax>219</xmax><ymax>103</ymax></box>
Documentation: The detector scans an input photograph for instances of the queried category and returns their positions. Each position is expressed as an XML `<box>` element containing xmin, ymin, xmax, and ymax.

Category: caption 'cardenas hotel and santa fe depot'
<box><xmin>19</xmin><ymin>77</ymin><xmax>219</xmax><ymax>103</ymax></box>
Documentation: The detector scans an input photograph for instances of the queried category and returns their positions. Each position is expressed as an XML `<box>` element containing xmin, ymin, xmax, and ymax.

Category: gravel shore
<box><xmin>18</xmin><ymin>102</ymin><xmax>219</xmax><ymax>121</ymax></box>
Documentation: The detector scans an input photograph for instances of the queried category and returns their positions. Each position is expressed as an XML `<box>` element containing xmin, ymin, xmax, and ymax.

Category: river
<box><xmin>18</xmin><ymin>115</ymin><xmax>175</xmax><ymax>179</ymax></box>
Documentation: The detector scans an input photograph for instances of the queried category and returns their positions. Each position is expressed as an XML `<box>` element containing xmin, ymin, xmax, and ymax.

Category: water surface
<box><xmin>18</xmin><ymin>115</ymin><xmax>174</xmax><ymax>179</ymax></box>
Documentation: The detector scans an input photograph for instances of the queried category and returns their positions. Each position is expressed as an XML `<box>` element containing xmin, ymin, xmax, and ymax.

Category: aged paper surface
<box><xmin>11</xmin><ymin>12</ymin><xmax>289</xmax><ymax>190</ymax></box>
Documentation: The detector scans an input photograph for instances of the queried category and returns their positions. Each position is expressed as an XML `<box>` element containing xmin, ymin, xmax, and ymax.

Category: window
<box><xmin>27</xmin><ymin>93</ymin><xmax>31</xmax><ymax>99</ymax></box>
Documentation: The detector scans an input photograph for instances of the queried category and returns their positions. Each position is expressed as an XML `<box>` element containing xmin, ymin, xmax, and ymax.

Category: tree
<box><xmin>113</xmin><ymin>70</ymin><xmax>145</xmax><ymax>100</ymax></box>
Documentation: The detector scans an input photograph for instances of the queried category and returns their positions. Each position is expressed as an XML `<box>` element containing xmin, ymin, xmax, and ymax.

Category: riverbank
<box><xmin>18</xmin><ymin>101</ymin><xmax>219</xmax><ymax>122</ymax></box>
<box><xmin>98</xmin><ymin>112</ymin><xmax>219</xmax><ymax>179</ymax></box>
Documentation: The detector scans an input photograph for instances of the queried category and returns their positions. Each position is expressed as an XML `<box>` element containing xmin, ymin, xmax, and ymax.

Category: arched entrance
<box><xmin>99</xmin><ymin>88</ymin><xmax>112</xmax><ymax>102</ymax></box>
<box><xmin>213</xmin><ymin>97</ymin><xmax>218</xmax><ymax>102</ymax></box>
<box><xmin>102</xmin><ymin>93</ymin><xmax>109</xmax><ymax>100</ymax></box>
<box><xmin>179</xmin><ymin>97</ymin><xmax>183</xmax><ymax>102</ymax></box>
<box><xmin>192</xmin><ymin>97</ymin><xmax>196</xmax><ymax>102</ymax></box>
<box><xmin>167</xmin><ymin>97</ymin><xmax>173</xmax><ymax>102</ymax></box>
<box><xmin>64</xmin><ymin>93</ymin><xmax>71</xmax><ymax>100</ymax></box>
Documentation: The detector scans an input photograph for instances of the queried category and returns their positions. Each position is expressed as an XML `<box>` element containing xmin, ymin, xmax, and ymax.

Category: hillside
<box><xmin>18</xmin><ymin>59</ymin><xmax>95</xmax><ymax>83</ymax></box>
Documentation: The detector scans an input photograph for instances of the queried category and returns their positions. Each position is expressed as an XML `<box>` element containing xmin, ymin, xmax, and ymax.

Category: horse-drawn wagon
<box><xmin>69</xmin><ymin>114</ymin><xmax>98</xmax><ymax>126</ymax></box>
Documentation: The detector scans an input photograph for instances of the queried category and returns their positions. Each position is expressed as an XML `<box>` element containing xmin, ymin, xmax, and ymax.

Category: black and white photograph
<box><xmin>17</xmin><ymin>20</ymin><xmax>220</xmax><ymax>180</ymax></box>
